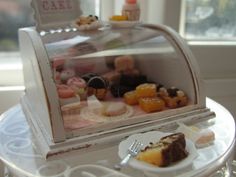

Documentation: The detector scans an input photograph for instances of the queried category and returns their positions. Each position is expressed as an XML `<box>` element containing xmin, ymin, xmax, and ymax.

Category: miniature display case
<box><xmin>19</xmin><ymin>0</ymin><xmax>215</xmax><ymax>159</ymax></box>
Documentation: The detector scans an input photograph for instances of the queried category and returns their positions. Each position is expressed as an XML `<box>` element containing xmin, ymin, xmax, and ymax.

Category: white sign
<box><xmin>31</xmin><ymin>0</ymin><xmax>82</xmax><ymax>31</ymax></box>
<box><xmin>40</xmin><ymin>0</ymin><xmax>74</xmax><ymax>13</ymax></box>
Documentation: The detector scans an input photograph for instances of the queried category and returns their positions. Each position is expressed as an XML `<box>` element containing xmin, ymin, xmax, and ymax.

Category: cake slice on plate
<box><xmin>136</xmin><ymin>133</ymin><xmax>188</xmax><ymax>167</ymax></box>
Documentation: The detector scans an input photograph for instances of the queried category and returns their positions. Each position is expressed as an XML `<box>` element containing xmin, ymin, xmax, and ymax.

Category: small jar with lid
<box><xmin>122</xmin><ymin>0</ymin><xmax>140</xmax><ymax>21</ymax></box>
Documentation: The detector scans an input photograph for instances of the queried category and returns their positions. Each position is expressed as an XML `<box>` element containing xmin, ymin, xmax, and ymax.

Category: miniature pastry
<box><xmin>114</xmin><ymin>55</ymin><xmax>135</xmax><ymax>73</ymax></box>
<box><xmin>57</xmin><ymin>84</ymin><xmax>75</xmax><ymax>99</ymax></box>
<box><xmin>103</xmin><ymin>102</ymin><xmax>127</xmax><ymax>117</ymax></box>
<box><xmin>73</xmin><ymin>15</ymin><xmax>102</xmax><ymax>31</ymax></box>
<box><xmin>139</xmin><ymin>97</ymin><xmax>165</xmax><ymax>113</ymax></box>
<box><xmin>81</xmin><ymin>73</ymin><xmax>98</xmax><ymax>83</ymax></box>
<box><xmin>176</xmin><ymin>122</ymin><xmax>215</xmax><ymax>148</ymax></box>
<box><xmin>136</xmin><ymin>133</ymin><xmax>188</xmax><ymax>167</ymax></box>
<box><xmin>61</xmin><ymin>102</ymin><xmax>81</xmax><ymax>115</ymax></box>
<box><xmin>122</xmin><ymin>0</ymin><xmax>140</xmax><ymax>21</ymax></box>
<box><xmin>87</xmin><ymin>76</ymin><xmax>109</xmax><ymax>100</ymax></box>
<box><xmin>195</xmin><ymin>129</ymin><xmax>215</xmax><ymax>148</ymax></box>
<box><xmin>57</xmin><ymin>84</ymin><xmax>80</xmax><ymax>105</ymax></box>
<box><xmin>163</xmin><ymin>87</ymin><xmax>188</xmax><ymax>108</ymax></box>
<box><xmin>120</xmin><ymin>74</ymin><xmax>147</xmax><ymax>88</ymax></box>
<box><xmin>156</xmin><ymin>84</ymin><xmax>168</xmax><ymax>97</ymax></box>
<box><xmin>67</xmin><ymin>77</ymin><xmax>87</xmax><ymax>100</ymax></box>
<box><xmin>135</xmin><ymin>83</ymin><xmax>157</xmax><ymax>99</ymax></box>
<box><xmin>87</xmin><ymin>95</ymin><xmax>104</xmax><ymax>113</ymax></box>
<box><xmin>124</xmin><ymin>90</ymin><xmax>138</xmax><ymax>105</ymax></box>
<box><xmin>110</xmin><ymin>84</ymin><xmax>133</xmax><ymax>98</ymax></box>
<box><xmin>102</xmin><ymin>70</ymin><xmax>121</xmax><ymax>84</ymax></box>
<box><xmin>110</xmin><ymin>15</ymin><xmax>128</xmax><ymax>21</ymax></box>
<box><xmin>76</xmin><ymin>15</ymin><xmax>98</xmax><ymax>25</ymax></box>
<box><xmin>60</xmin><ymin>68</ymin><xmax>76</xmax><ymax>84</ymax></box>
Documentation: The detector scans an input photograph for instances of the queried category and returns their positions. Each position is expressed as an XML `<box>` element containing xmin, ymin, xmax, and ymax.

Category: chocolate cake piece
<box><xmin>81</xmin><ymin>73</ymin><xmax>98</xmax><ymax>83</ymax></box>
<box><xmin>136</xmin><ymin>132</ymin><xmax>188</xmax><ymax>167</ymax></box>
<box><xmin>87</xmin><ymin>76</ymin><xmax>109</xmax><ymax>100</ymax></box>
<box><xmin>159</xmin><ymin>133</ymin><xmax>188</xmax><ymax>164</ymax></box>
<box><xmin>110</xmin><ymin>84</ymin><xmax>133</xmax><ymax>97</ymax></box>
<box><xmin>120</xmin><ymin>74</ymin><xmax>147</xmax><ymax>87</ymax></box>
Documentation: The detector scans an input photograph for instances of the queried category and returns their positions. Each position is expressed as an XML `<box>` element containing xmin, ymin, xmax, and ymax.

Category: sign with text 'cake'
<box><xmin>32</xmin><ymin>0</ymin><xmax>82</xmax><ymax>31</ymax></box>
<box><xmin>40</xmin><ymin>0</ymin><xmax>73</xmax><ymax>12</ymax></box>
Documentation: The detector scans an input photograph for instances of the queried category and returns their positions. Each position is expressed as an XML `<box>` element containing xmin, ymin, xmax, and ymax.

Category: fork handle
<box><xmin>114</xmin><ymin>154</ymin><xmax>132</xmax><ymax>171</ymax></box>
<box><xmin>120</xmin><ymin>153</ymin><xmax>132</xmax><ymax>166</ymax></box>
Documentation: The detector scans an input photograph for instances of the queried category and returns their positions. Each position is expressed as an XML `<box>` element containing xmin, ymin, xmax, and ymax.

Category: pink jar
<box><xmin>122</xmin><ymin>0</ymin><xmax>140</xmax><ymax>21</ymax></box>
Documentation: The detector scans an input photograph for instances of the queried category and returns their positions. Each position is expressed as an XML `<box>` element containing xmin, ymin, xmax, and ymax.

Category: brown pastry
<box><xmin>114</xmin><ymin>55</ymin><xmax>135</xmax><ymax>72</ymax></box>
<box><xmin>87</xmin><ymin>76</ymin><xmax>109</xmax><ymax>100</ymax></box>
<box><xmin>162</xmin><ymin>87</ymin><xmax>188</xmax><ymax>108</ymax></box>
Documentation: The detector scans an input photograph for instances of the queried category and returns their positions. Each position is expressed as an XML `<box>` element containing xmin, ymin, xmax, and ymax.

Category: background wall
<box><xmin>0</xmin><ymin>0</ymin><xmax>235</xmax><ymax>120</ymax></box>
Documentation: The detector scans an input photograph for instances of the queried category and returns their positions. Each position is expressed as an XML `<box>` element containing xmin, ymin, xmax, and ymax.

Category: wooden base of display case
<box><xmin>21</xmin><ymin>95</ymin><xmax>215</xmax><ymax>159</ymax></box>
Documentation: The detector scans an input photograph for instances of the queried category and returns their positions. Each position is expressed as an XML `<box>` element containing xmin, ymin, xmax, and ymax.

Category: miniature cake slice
<box><xmin>136</xmin><ymin>133</ymin><xmax>188</xmax><ymax>167</ymax></box>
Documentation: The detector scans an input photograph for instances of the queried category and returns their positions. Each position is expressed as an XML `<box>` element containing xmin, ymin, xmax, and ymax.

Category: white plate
<box><xmin>109</xmin><ymin>21</ymin><xmax>140</xmax><ymax>28</ymax></box>
<box><xmin>80</xmin><ymin>102</ymin><xmax>134</xmax><ymax>123</ymax></box>
<box><xmin>118</xmin><ymin>131</ymin><xmax>198</xmax><ymax>173</ymax></box>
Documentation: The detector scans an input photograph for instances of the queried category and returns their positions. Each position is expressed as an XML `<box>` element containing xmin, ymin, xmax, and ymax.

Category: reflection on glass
<box><xmin>185</xmin><ymin>0</ymin><xmax>236</xmax><ymax>40</ymax></box>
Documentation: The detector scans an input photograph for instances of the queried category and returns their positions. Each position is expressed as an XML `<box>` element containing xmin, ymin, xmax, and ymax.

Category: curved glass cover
<box><xmin>43</xmin><ymin>25</ymin><xmax>196</xmax><ymax>133</ymax></box>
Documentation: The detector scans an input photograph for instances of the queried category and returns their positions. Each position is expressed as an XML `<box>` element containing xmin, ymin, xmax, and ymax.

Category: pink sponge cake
<box><xmin>67</xmin><ymin>77</ymin><xmax>87</xmax><ymax>100</ymax></box>
<box><xmin>57</xmin><ymin>84</ymin><xmax>80</xmax><ymax>105</ymax></box>
<box><xmin>57</xmin><ymin>84</ymin><xmax>75</xmax><ymax>99</ymax></box>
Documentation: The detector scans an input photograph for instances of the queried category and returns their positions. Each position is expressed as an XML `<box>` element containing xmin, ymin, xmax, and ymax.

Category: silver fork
<box><xmin>114</xmin><ymin>139</ymin><xmax>143</xmax><ymax>171</ymax></box>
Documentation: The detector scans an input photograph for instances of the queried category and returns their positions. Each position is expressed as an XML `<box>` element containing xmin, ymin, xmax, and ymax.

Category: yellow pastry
<box><xmin>135</xmin><ymin>83</ymin><xmax>157</xmax><ymax>99</ymax></box>
<box><xmin>110</xmin><ymin>15</ymin><xmax>128</xmax><ymax>21</ymax></box>
<box><xmin>124</xmin><ymin>90</ymin><xmax>138</xmax><ymax>105</ymax></box>
<box><xmin>139</xmin><ymin>97</ymin><xmax>165</xmax><ymax>113</ymax></box>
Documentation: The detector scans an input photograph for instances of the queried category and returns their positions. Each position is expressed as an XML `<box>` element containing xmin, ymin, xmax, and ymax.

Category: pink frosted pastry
<box><xmin>195</xmin><ymin>129</ymin><xmax>215</xmax><ymax>148</ymax></box>
<box><xmin>67</xmin><ymin>77</ymin><xmax>87</xmax><ymax>100</ymax></box>
<box><xmin>57</xmin><ymin>84</ymin><xmax>75</xmax><ymax>98</ymax></box>
<box><xmin>114</xmin><ymin>55</ymin><xmax>135</xmax><ymax>73</ymax></box>
<box><xmin>102</xmin><ymin>71</ymin><xmax>121</xmax><ymax>84</ymax></box>
<box><xmin>177</xmin><ymin>122</ymin><xmax>215</xmax><ymax>148</ymax></box>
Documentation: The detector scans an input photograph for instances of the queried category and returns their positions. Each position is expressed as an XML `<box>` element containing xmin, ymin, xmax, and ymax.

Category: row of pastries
<box><xmin>53</xmin><ymin>55</ymin><xmax>188</xmax><ymax>116</ymax></box>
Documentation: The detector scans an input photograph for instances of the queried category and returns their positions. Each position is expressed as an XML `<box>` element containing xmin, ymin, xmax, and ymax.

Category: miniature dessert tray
<box><xmin>19</xmin><ymin>23</ymin><xmax>215</xmax><ymax>158</ymax></box>
<box><xmin>19</xmin><ymin>0</ymin><xmax>215</xmax><ymax>159</ymax></box>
